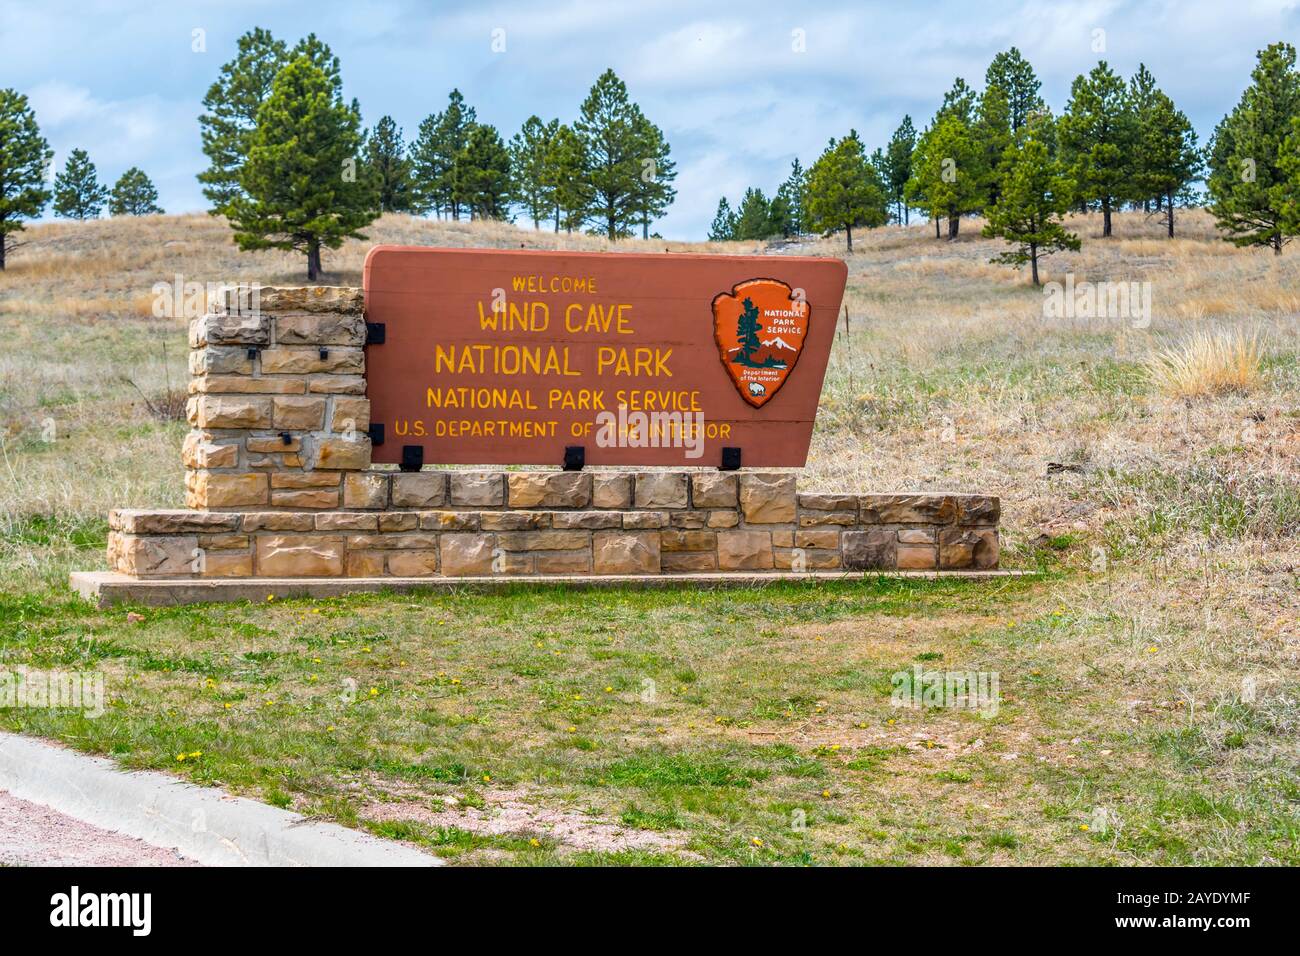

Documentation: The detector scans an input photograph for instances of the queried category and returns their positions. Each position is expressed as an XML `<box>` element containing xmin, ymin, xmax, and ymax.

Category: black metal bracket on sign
<box><xmin>400</xmin><ymin>445</ymin><xmax>423</xmax><ymax>472</ymax></box>
<box><xmin>367</xmin><ymin>423</ymin><xmax>384</xmax><ymax>447</ymax></box>
<box><xmin>365</xmin><ymin>322</ymin><xmax>385</xmax><ymax>345</ymax></box>
<box><xmin>246</xmin><ymin>347</ymin><xmax>258</xmax><ymax>361</ymax></box>
<box><xmin>720</xmin><ymin>447</ymin><xmax>742</xmax><ymax>471</ymax></box>
<box><xmin>563</xmin><ymin>446</ymin><xmax>585</xmax><ymax>471</ymax></box>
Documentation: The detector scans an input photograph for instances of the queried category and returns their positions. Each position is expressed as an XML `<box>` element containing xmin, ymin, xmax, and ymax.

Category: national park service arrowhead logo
<box><xmin>712</xmin><ymin>278</ymin><xmax>810</xmax><ymax>408</ymax></box>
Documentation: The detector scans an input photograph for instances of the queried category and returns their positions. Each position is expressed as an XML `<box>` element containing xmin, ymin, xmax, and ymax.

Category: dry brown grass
<box><xmin>1144</xmin><ymin>327</ymin><xmax>1263</xmax><ymax>398</ymax></box>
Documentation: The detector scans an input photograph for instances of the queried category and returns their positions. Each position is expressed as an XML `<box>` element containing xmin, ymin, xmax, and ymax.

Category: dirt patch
<box><xmin>0</xmin><ymin>789</ymin><xmax>199</xmax><ymax>867</ymax></box>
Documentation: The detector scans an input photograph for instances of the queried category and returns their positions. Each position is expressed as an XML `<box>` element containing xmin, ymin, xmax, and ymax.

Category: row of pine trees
<box><xmin>710</xmin><ymin>42</ymin><xmax>1300</xmax><ymax>282</ymax></box>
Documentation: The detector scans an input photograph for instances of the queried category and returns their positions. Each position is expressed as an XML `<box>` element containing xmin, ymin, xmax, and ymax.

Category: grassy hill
<box><xmin>0</xmin><ymin>210</ymin><xmax>1296</xmax><ymax>865</ymax></box>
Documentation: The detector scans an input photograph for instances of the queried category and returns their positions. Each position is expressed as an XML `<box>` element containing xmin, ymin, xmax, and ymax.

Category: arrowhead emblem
<box><xmin>711</xmin><ymin>278</ymin><xmax>810</xmax><ymax>408</ymax></box>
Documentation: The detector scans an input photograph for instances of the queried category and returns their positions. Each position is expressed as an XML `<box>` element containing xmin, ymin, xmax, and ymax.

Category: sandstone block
<box><xmin>255</xmin><ymin>535</ymin><xmax>344</xmax><ymax>576</ymax></box>
<box><xmin>497</xmin><ymin>530</ymin><xmax>590</xmax><ymax>551</ymax></box>
<box><xmin>717</xmin><ymin>530</ymin><xmax>774</xmax><ymax>570</ymax></box>
<box><xmin>193</xmin><ymin>312</ymin><xmax>269</xmax><ymax>347</ymax></box>
<box><xmin>111</xmin><ymin>509</ymin><xmax>239</xmax><ymax>535</ymax></box>
<box><xmin>311</xmin><ymin>436</ymin><xmax>371</xmax><ymax>470</ymax></box>
<box><xmin>552</xmin><ymin>511</ymin><xmax>622</xmax><ymax>530</ymax></box>
<box><xmin>592</xmin><ymin>474</ymin><xmax>633</xmax><ymax>509</ymax></box>
<box><xmin>795</xmin><ymin>529</ymin><xmax>840</xmax><ymax>550</ymax></box>
<box><xmin>271</xmin><ymin>471</ymin><xmax>341</xmax><ymax>489</ymax></box>
<box><xmin>707</xmin><ymin>511</ymin><xmax>739</xmax><ymax>529</ymax></box>
<box><xmin>260</xmin><ymin>347</ymin><xmax>363</xmax><ymax>375</ymax></box>
<box><xmin>797</xmin><ymin>493</ymin><xmax>858</xmax><ymax>512</ymax></box>
<box><xmin>534</xmin><ymin>550</ymin><xmax>592</xmax><ymax>574</ymax></box>
<box><xmin>897</xmin><ymin>529</ymin><xmax>936</xmax><ymax>544</ymax></box>
<box><xmin>842</xmin><ymin>529</ymin><xmax>896</xmax><ymax>570</ymax></box>
<box><xmin>181</xmin><ymin>432</ymin><xmax>238</xmax><ymax>470</ymax></box>
<box><xmin>798</xmin><ymin>511</ymin><xmax>857</xmax><ymax>527</ymax></box>
<box><xmin>272</xmin><ymin>396</ymin><xmax>326</xmax><ymax>430</ymax></box>
<box><xmin>439</xmin><ymin>533</ymin><xmax>496</xmax><ymax>576</ymax></box>
<box><xmin>660</xmin><ymin>530</ymin><xmax>717</xmax><ymax>552</ymax></box>
<box><xmin>330</xmin><ymin>396</ymin><xmax>370</xmax><ymax>433</ymax></box>
<box><xmin>241</xmin><ymin>513</ymin><xmax>315</xmax><ymax>532</ymax></box>
<box><xmin>343</xmin><ymin>473</ymin><xmax>388</xmax><ymax>509</ymax></box>
<box><xmin>198</xmin><ymin>533</ymin><xmax>249</xmax><ymax>550</ymax></box>
<box><xmin>315</xmin><ymin>512</ymin><xmax>379</xmax><ymax>531</ymax></box>
<box><xmin>114</xmin><ymin>534</ymin><xmax>199</xmax><ymax>576</ymax></box>
<box><xmin>622</xmin><ymin>511</ymin><xmax>668</xmax><ymax>530</ymax></box>
<box><xmin>419</xmin><ymin>511</ymin><xmax>479</xmax><ymax>531</ymax></box>
<box><xmin>669</xmin><ymin>511</ymin><xmax>708</xmax><ymax>529</ymax></box>
<box><xmin>247</xmin><ymin>435</ymin><xmax>301</xmax><ymax>453</ymax></box>
<box><xmin>347</xmin><ymin>551</ymin><xmax>384</xmax><ymax>577</ymax></box>
<box><xmin>201</xmin><ymin>551</ymin><xmax>253</xmax><ymax>578</ymax></box>
<box><xmin>860</xmin><ymin>494</ymin><xmax>958</xmax><ymax>525</ymax></box>
<box><xmin>957</xmin><ymin>495</ymin><xmax>1001</xmax><ymax>525</ymax></box>
<box><xmin>507</xmin><ymin>472</ymin><xmax>590</xmax><ymax>508</ymax></box>
<box><xmin>448</xmin><ymin>472</ymin><xmax>504</xmax><ymax>507</ymax></box>
<box><xmin>592</xmin><ymin>531</ymin><xmax>660</xmax><ymax>574</ymax></box>
<box><xmin>379</xmin><ymin>513</ymin><xmax>418</xmax><ymax>532</ymax></box>
<box><xmin>691</xmin><ymin>473</ymin><xmax>738</xmax><ymax>508</ymax></box>
<box><xmin>307</xmin><ymin>375</ymin><xmax>366</xmax><ymax>394</ymax></box>
<box><xmin>634</xmin><ymin>472</ymin><xmax>687</xmax><ymax>509</ymax></box>
<box><xmin>939</xmin><ymin>527</ymin><xmax>999</xmax><ymax>569</ymax></box>
<box><xmin>274</xmin><ymin>312</ymin><xmax>366</xmax><ymax>345</ymax></box>
<box><xmin>897</xmin><ymin>544</ymin><xmax>938</xmax><ymax>570</ymax></box>
<box><xmin>232</xmin><ymin>285</ymin><xmax>362</xmax><ymax>315</ymax></box>
<box><xmin>739</xmin><ymin>474</ymin><xmax>797</xmax><ymax>524</ymax></box>
<box><xmin>188</xmin><ymin>472</ymin><xmax>268</xmax><ymax>508</ymax></box>
<box><xmin>775</xmin><ymin>548</ymin><xmax>841</xmax><ymax>570</ymax></box>
<box><xmin>190</xmin><ymin>345</ymin><xmax>253</xmax><ymax>376</ymax></box>
<box><xmin>387</xmin><ymin>549</ymin><xmax>440</xmax><ymax>577</ymax></box>
<box><xmin>192</xmin><ymin>396</ymin><xmax>272</xmax><ymax>429</ymax></box>
<box><xmin>662</xmin><ymin>551</ymin><xmax>718</xmax><ymax>572</ymax></box>
<box><xmin>392</xmin><ymin>473</ymin><xmax>448</xmax><ymax>508</ymax></box>
<box><xmin>480</xmin><ymin>511</ymin><xmax>549</xmax><ymax>531</ymax></box>
<box><xmin>189</xmin><ymin>375</ymin><xmax>305</xmax><ymax>395</ymax></box>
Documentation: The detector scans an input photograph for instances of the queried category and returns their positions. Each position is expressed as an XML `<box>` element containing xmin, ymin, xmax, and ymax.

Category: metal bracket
<box><xmin>367</xmin><ymin>423</ymin><xmax>384</xmax><ymax>447</ymax></box>
<box><xmin>563</xmin><ymin>446</ymin><xmax>585</xmax><ymax>471</ymax></box>
<box><xmin>365</xmin><ymin>322</ymin><xmax>386</xmax><ymax>345</ymax></box>
<box><xmin>720</xmin><ymin>447</ymin><xmax>742</xmax><ymax>471</ymax></box>
<box><xmin>318</xmin><ymin>347</ymin><xmax>329</xmax><ymax>361</ymax></box>
<box><xmin>399</xmin><ymin>445</ymin><xmax>423</xmax><ymax>472</ymax></box>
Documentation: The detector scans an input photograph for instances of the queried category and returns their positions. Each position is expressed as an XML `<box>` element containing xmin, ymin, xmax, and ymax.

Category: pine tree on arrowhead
<box><xmin>0</xmin><ymin>88</ymin><xmax>53</xmax><ymax>270</ymax></box>
<box><xmin>364</xmin><ymin>116</ymin><xmax>414</xmax><ymax>213</ymax></box>
<box><xmin>226</xmin><ymin>55</ymin><xmax>379</xmax><ymax>280</ymax></box>
<box><xmin>1208</xmin><ymin>42</ymin><xmax>1300</xmax><ymax>254</ymax></box>
<box><xmin>883</xmin><ymin>117</ymin><xmax>916</xmax><ymax>224</ymax></box>
<box><xmin>53</xmin><ymin>148</ymin><xmax>108</xmax><ymax>221</ymax></box>
<box><xmin>456</xmin><ymin>123</ymin><xmax>512</xmax><ymax>221</ymax></box>
<box><xmin>982</xmin><ymin>122</ymin><xmax>1080</xmax><ymax>285</ymax></box>
<box><xmin>708</xmin><ymin>197</ymin><xmax>737</xmax><ymax>241</ymax></box>
<box><xmin>109</xmin><ymin>167</ymin><xmax>164</xmax><ymax>216</ymax></box>
<box><xmin>803</xmin><ymin>130</ymin><xmax>888</xmax><ymax>251</ymax></box>
<box><xmin>576</xmin><ymin>69</ymin><xmax>649</xmax><ymax>239</ymax></box>
<box><xmin>197</xmin><ymin>28</ymin><xmax>288</xmax><ymax>215</ymax></box>
<box><xmin>509</xmin><ymin>115</ymin><xmax>554</xmax><ymax>228</ymax></box>
<box><xmin>1059</xmin><ymin>61</ymin><xmax>1136</xmax><ymax>237</ymax></box>
<box><xmin>985</xmin><ymin>48</ymin><xmax>1045</xmax><ymax>132</ymax></box>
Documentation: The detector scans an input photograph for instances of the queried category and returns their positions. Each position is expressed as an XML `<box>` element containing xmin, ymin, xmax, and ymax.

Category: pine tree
<box><xmin>982</xmin><ymin>124</ymin><xmax>1080</xmax><ymax>285</ymax></box>
<box><xmin>198</xmin><ymin>28</ymin><xmax>288</xmax><ymax>214</ymax></box>
<box><xmin>630</xmin><ymin>114</ymin><xmax>676</xmax><ymax>239</ymax></box>
<box><xmin>708</xmin><ymin>197</ymin><xmax>737</xmax><ymax>241</ymax></box>
<box><xmin>1208</xmin><ymin>42</ymin><xmax>1300</xmax><ymax>254</ymax></box>
<box><xmin>227</xmin><ymin>55</ymin><xmax>378</xmax><ymax>280</ymax></box>
<box><xmin>883</xmin><ymin>117</ymin><xmax>916</xmax><ymax>224</ymax></box>
<box><xmin>975</xmin><ymin>83</ymin><xmax>1013</xmax><ymax>206</ymax></box>
<box><xmin>985</xmin><ymin>48</ymin><xmax>1044</xmax><ymax>132</ymax></box>
<box><xmin>735</xmin><ymin>298</ymin><xmax>763</xmax><ymax>365</ymax></box>
<box><xmin>1134</xmin><ymin>90</ymin><xmax>1200</xmax><ymax>236</ymax></box>
<box><xmin>52</xmin><ymin>148</ymin><xmax>108</xmax><ymax>220</ymax></box>
<box><xmin>544</xmin><ymin>123</ymin><xmax>591</xmax><ymax>233</ymax></box>
<box><xmin>0</xmin><ymin>88</ymin><xmax>53</xmax><ymax>270</ymax></box>
<box><xmin>733</xmin><ymin>187</ymin><xmax>772</xmax><ymax>240</ymax></box>
<box><xmin>906</xmin><ymin>114</ymin><xmax>984</xmax><ymax>239</ymax></box>
<box><xmin>1059</xmin><ymin>61</ymin><xmax>1135</xmax><ymax>237</ymax></box>
<box><xmin>774</xmin><ymin>159</ymin><xmax>805</xmax><ymax>235</ymax></box>
<box><xmin>1128</xmin><ymin>64</ymin><xmax>1160</xmax><ymax>210</ymax></box>
<box><xmin>456</xmin><ymin>123</ymin><xmax>512</xmax><ymax>220</ymax></box>
<box><xmin>409</xmin><ymin>90</ymin><xmax>476</xmax><ymax>220</ymax></box>
<box><xmin>803</xmin><ymin>130</ymin><xmax>888</xmax><ymax>251</ymax></box>
<box><xmin>365</xmin><ymin>116</ymin><xmax>414</xmax><ymax>213</ymax></box>
<box><xmin>576</xmin><ymin>69</ymin><xmax>649</xmax><ymax>239</ymax></box>
<box><xmin>939</xmin><ymin>78</ymin><xmax>977</xmax><ymax>125</ymax></box>
<box><xmin>109</xmin><ymin>167</ymin><xmax>164</xmax><ymax>216</ymax></box>
<box><xmin>509</xmin><ymin>116</ymin><xmax>554</xmax><ymax>228</ymax></box>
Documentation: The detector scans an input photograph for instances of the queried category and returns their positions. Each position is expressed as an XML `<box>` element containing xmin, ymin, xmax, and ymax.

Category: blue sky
<box><xmin>4</xmin><ymin>0</ymin><xmax>1298</xmax><ymax>239</ymax></box>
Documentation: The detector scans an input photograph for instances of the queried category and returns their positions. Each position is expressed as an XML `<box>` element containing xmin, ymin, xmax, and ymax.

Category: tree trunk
<box><xmin>607</xmin><ymin>211</ymin><xmax>616</xmax><ymax>241</ymax></box>
<box><xmin>947</xmin><ymin>210</ymin><xmax>960</xmax><ymax>240</ymax></box>
<box><xmin>1030</xmin><ymin>243</ymin><xmax>1039</xmax><ymax>286</ymax></box>
<box><xmin>934</xmin><ymin>216</ymin><xmax>940</xmax><ymax>239</ymax></box>
<box><xmin>845</xmin><ymin>223</ymin><xmax>853</xmax><ymax>252</ymax></box>
<box><xmin>642</xmin><ymin>214</ymin><xmax>649</xmax><ymax>240</ymax></box>
<box><xmin>1167</xmin><ymin>191</ymin><xmax>1175</xmax><ymax>238</ymax></box>
<box><xmin>1102</xmin><ymin>198</ymin><xmax>1112</xmax><ymax>237</ymax></box>
<box><xmin>0</xmin><ymin>236</ymin><xmax>5</xmax><ymax>271</ymax></box>
<box><xmin>1274</xmin><ymin>232</ymin><xmax>1283</xmax><ymax>255</ymax></box>
<box><xmin>306</xmin><ymin>241</ymin><xmax>322</xmax><ymax>281</ymax></box>
<box><xmin>903</xmin><ymin>205</ymin><xmax>909</xmax><ymax>226</ymax></box>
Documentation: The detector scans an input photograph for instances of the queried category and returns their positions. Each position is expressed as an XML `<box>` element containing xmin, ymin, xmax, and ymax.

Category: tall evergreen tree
<box><xmin>364</xmin><ymin>115</ymin><xmax>414</xmax><ymax>213</ymax></box>
<box><xmin>1134</xmin><ymin>90</ymin><xmax>1200</xmax><ymax>236</ymax></box>
<box><xmin>803</xmin><ymin>130</ymin><xmax>888</xmax><ymax>251</ymax></box>
<box><xmin>883</xmin><ymin>116</ymin><xmax>916</xmax><ymax>224</ymax></box>
<box><xmin>0</xmin><ymin>88</ymin><xmax>53</xmax><ymax>269</ymax></box>
<box><xmin>409</xmin><ymin>90</ymin><xmax>477</xmax><ymax>220</ymax></box>
<box><xmin>982</xmin><ymin>123</ymin><xmax>1080</xmax><ymax>285</ymax></box>
<box><xmin>775</xmin><ymin>158</ymin><xmax>806</xmax><ymax>235</ymax></box>
<box><xmin>226</xmin><ymin>55</ymin><xmax>378</xmax><ymax>279</ymax></box>
<box><xmin>708</xmin><ymin>197</ymin><xmax>737</xmax><ymax>241</ymax></box>
<box><xmin>509</xmin><ymin>115</ymin><xmax>554</xmax><ymax>228</ymax></box>
<box><xmin>456</xmin><ymin>123</ymin><xmax>512</xmax><ymax>220</ymax></box>
<box><xmin>1059</xmin><ymin>61</ymin><xmax>1136</xmax><ymax>237</ymax></box>
<box><xmin>985</xmin><ymin>48</ymin><xmax>1044</xmax><ymax>132</ymax></box>
<box><xmin>1208</xmin><ymin>42</ymin><xmax>1300</xmax><ymax>254</ymax></box>
<box><xmin>575</xmin><ymin>69</ymin><xmax>651</xmax><ymax>239</ymax></box>
<box><xmin>544</xmin><ymin>123</ymin><xmax>591</xmax><ymax>233</ymax></box>
<box><xmin>52</xmin><ymin>148</ymin><xmax>108</xmax><ymax>220</ymax></box>
<box><xmin>109</xmin><ymin>167</ymin><xmax>164</xmax><ymax>215</ymax></box>
<box><xmin>975</xmin><ymin>82</ymin><xmax>1013</xmax><ymax>206</ymax></box>
<box><xmin>939</xmin><ymin>78</ymin><xmax>977</xmax><ymax>124</ymax></box>
<box><xmin>906</xmin><ymin>114</ymin><xmax>985</xmax><ymax>239</ymax></box>
<box><xmin>732</xmin><ymin>187</ymin><xmax>772</xmax><ymax>240</ymax></box>
<box><xmin>630</xmin><ymin>114</ymin><xmax>676</xmax><ymax>239</ymax></box>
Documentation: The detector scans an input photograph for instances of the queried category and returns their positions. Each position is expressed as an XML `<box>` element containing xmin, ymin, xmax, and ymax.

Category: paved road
<box><xmin>0</xmin><ymin>789</ymin><xmax>198</xmax><ymax>866</ymax></box>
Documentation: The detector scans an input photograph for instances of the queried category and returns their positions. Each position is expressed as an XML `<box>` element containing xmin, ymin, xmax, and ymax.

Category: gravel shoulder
<box><xmin>0</xmin><ymin>789</ymin><xmax>199</xmax><ymax>867</ymax></box>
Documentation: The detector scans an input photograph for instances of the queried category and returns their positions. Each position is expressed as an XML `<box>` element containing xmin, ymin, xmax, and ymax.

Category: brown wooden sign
<box><xmin>363</xmin><ymin>246</ymin><xmax>847</xmax><ymax>467</ymax></box>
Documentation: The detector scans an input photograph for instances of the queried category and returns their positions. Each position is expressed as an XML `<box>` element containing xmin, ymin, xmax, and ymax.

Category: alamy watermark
<box><xmin>890</xmin><ymin>664</ymin><xmax>1000</xmax><ymax>717</ymax></box>
<box><xmin>595</xmin><ymin>405</ymin><xmax>707</xmax><ymax>459</ymax></box>
<box><xmin>1042</xmin><ymin>274</ymin><xmax>1151</xmax><ymax>329</ymax></box>
<box><xmin>0</xmin><ymin>667</ymin><xmax>104</xmax><ymax>718</ymax></box>
<box><xmin>152</xmin><ymin>275</ymin><xmax>261</xmax><ymax>319</ymax></box>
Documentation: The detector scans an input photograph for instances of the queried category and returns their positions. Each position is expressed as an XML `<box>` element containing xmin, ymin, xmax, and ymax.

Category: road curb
<box><xmin>0</xmin><ymin>732</ymin><xmax>441</xmax><ymax>867</ymax></box>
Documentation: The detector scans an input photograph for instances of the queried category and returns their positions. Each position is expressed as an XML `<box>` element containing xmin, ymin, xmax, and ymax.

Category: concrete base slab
<box><xmin>0</xmin><ymin>731</ymin><xmax>440</xmax><ymax>867</ymax></box>
<box><xmin>71</xmin><ymin>569</ymin><xmax>1032</xmax><ymax>607</ymax></box>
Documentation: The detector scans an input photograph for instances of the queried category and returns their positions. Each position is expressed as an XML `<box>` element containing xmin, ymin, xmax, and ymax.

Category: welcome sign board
<box><xmin>363</xmin><ymin>246</ymin><xmax>847</xmax><ymax>467</ymax></box>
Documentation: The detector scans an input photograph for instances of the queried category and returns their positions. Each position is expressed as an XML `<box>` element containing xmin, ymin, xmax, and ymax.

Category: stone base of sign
<box><xmin>72</xmin><ymin>568</ymin><xmax>1028</xmax><ymax>608</ymax></box>
<box><xmin>97</xmin><ymin>479</ymin><xmax>998</xmax><ymax>592</ymax></box>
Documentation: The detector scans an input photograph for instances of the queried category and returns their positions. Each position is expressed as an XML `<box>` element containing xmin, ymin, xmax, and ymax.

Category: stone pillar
<box><xmin>183</xmin><ymin>286</ymin><xmax>371</xmax><ymax>511</ymax></box>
